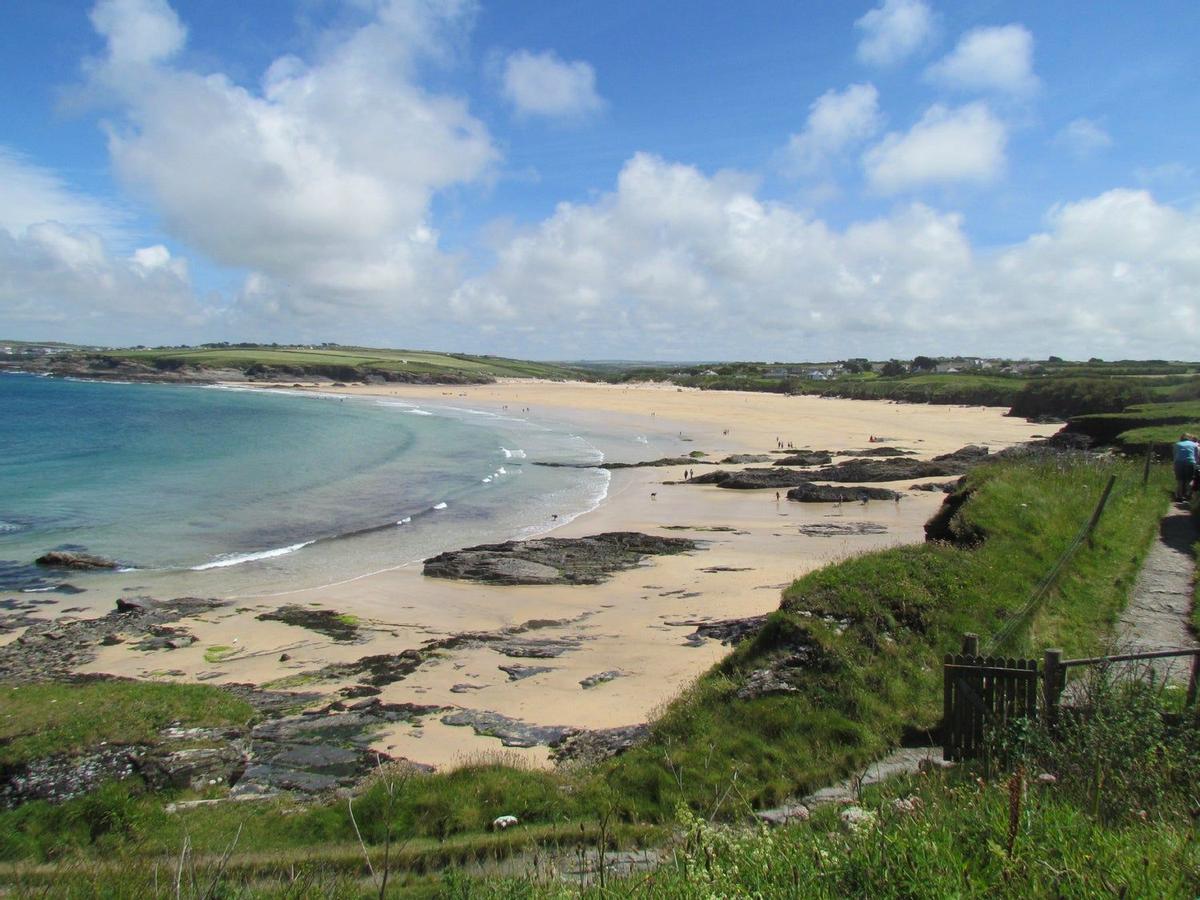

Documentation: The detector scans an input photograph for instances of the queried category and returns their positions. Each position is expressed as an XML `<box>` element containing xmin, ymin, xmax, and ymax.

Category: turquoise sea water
<box><xmin>0</xmin><ymin>375</ymin><xmax>617</xmax><ymax>594</ymax></box>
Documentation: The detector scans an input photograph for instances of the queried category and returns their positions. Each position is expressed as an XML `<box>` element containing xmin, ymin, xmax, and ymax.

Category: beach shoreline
<box><xmin>21</xmin><ymin>381</ymin><xmax>1048</xmax><ymax>769</ymax></box>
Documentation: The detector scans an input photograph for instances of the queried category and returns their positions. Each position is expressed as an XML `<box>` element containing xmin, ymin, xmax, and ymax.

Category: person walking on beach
<box><xmin>1174</xmin><ymin>433</ymin><xmax>1199</xmax><ymax>501</ymax></box>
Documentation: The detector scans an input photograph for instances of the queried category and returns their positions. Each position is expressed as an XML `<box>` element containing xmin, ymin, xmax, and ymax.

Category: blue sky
<box><xmin>1</xmin><ymin>0</ymin><xmax>1198</xmax><ymax>360</ymax></box>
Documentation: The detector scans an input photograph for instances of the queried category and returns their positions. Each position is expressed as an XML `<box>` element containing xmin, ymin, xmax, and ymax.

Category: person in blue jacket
<box><xmin>1174</xmin><ymin>433</ymin><xmax>1199</xmax><ymax>501</ymax></box>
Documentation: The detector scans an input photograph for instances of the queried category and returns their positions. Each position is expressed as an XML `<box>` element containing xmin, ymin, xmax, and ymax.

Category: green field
<box><xmin>1067</xmin><ymin>400</ymin><xmax>1200</xmax><ymax>450</ymax></box>
<box><xmin>98</xmin><ymin>346</ymin><xmax>586</xmax><ymax>381</ymax></box>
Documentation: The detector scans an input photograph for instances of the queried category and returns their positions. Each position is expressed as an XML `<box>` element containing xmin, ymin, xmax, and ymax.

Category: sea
<box><xmin>0</xmin><ymin>374</ymin><xmax>673</xmax><ymax>598</ymax></box>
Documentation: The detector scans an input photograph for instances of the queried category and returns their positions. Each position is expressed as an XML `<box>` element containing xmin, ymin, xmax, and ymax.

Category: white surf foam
<box><xmin>191</xmin><ymin>540</ymin><xmax>315</xmax><ymax>571</ymax></box>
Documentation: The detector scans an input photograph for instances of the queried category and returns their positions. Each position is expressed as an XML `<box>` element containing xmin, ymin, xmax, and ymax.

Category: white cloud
<box><xmin>0</xmin><ymin>146</ymin><xmax>126</xmax><ymax>239</ymax></box>
<box><xmin>926</xmin><ymin>25</ymin><xmax>1038</xmax><ymax>95</ymax></box>
<box><xmin>449</xmin><ymin>156</ymin><xmax>1200</xmax><ymax>360</ymax></box>
<box><xmin>782</xmin><ymin>83</ymin><xmax>882</xmax><ymax>176</ymax></box>
<box><xmin>89</xmin><ymin>0</ymin><xmax>185</xmax><ymax>67</ymax></box>
<box><xmin>0</xmin><ymin>223</ymin><xmax>203</xmax><ymax>344</ymax></box>
<box><xmin>1054</xmin><ymin>118</ymin><xmax>1112</xmax><ymax>157</ymax></box>
<box><xmin>863</xmin><ymin>103</ymin><xmax>1007</xmax><ymax>193</ymax></box>
<box><xmin>0</xmin><ymin>145</ymin><xmax>202</xmax><ymax>343</ymax></box>
<box><xmin>855</xmin><ymin>0</ymin><xmax>934</xmax><ymax>67</ymax></box>
<box><xmin>501</xmin><ymin>50</ymin><xmax>604</xmax><ymax>118</ymax></box>
<box><xmin>84</xmin><ymin>0</ymin><xmax>496</xmax><ymax>324</ymax></box>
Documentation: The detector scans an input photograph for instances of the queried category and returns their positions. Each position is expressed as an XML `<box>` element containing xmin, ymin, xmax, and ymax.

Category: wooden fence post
<box><xmin>1187</xmin><ymin>653</ymin><xmax>1200</xmax><ymax>709</ymax></box>
<box><xmin>962</xmin><ymin>633</ymin><xmax>979</xmax><ymax>657</ymax></box>
<box><xmin>1042</xmin><ymin>648</ymin><xmax>1063</xmax><ymax>726</ymax></box>
<box><xmin>1084</xmin><ymin>475</ymin><xmax>1117</xmax><ymax>549</ymax></box>
<box><xmin>1142</xmin><ymin>444</ymin><xmax>1153</xmax><ymax>486</ymax></box>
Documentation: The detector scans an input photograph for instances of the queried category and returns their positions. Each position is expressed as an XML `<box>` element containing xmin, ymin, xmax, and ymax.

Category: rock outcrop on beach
<box><xmin>678</xmin><ymin>614</ymin><xmax>769</xmax><ymax>647</ymax></box>
<box><xmin>719</xmin><ymin>454</ymin><xmax>774</xmax><ymax>464</ymax></box>
<box><xmin>797</xmin><ymin>522</ymin><xmax>888</xmax><ymax>536</ymax></box>
<box><xmin>835</xmin><ymin>447</ymin><xmax>915</xmax><ymax>457</ymax></box>
<box><xmin>535</xmin><ymin>457</ymin><xmax>712</xmax><ymax>470</ymax></box>
<box><xmin>550</xmin><ymin>724</ymin><xmax>651</xmax><ymax>765</ymax></box>
<box><xmin>772</xmin><ymin>452</ymin><xmax>833</xmax><ymax>467</ymax></box>
<box><xmin>803</xmin><ymin>445</ymin><xmax>990</xmax><ymax>483</ymax></box>
<box><xmin>257</xmin><ymin>606</ymin><xmax>363</xmax><ymax>643</ymax></box>
<box><xmin>441</xmin><ymin>709</ymin><xmax>578</xmax><ymax>748</ymax></box>
<box><xmin>689</xmin><ymin>445</ymin><xmax>989</xmax><ymax>490</ymax></box>
<box><xmin>34</xmin><ymin>550</ymin><xmax>119</xmax><ymax>570</ymax></box>
<box><xmin>687</xmin><ymin>468</ymin><xmax>814</xmax><ymax>489</ymax></box>
<box><xmin>786</xmin><ymin>484</ymin><xmax>901</xmax><ymax>503</ymax></box>
<box><xmin>423</xmin><ymin>532</ymin><xmax>700</xmax><ymax>585</ymax></box>
<box><xmin>0</xmin><ymin>596</ymin><xmax>227</xmax><ymax>680</ymax></box>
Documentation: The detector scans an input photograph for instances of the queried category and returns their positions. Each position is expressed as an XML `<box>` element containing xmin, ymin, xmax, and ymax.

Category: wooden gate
<box><xmin>943</xmin><ymin>646</ymin><xmax>1039</xmax><ymax>761</ymax></box>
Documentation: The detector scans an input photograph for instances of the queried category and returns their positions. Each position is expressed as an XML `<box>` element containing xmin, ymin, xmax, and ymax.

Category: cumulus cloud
<box><xmin>1054</xmin><ymin>118</ymin><xmax>1112</xmax><ymax>157</ymax></box>
<box><xmin>84</xmin><ymin>0</ymin><xmax>496</xmax><ymax>325</ymax></box>
<box><xmin>863</xmin><ymin>103</ymin><xmax>1007</xmax><ymax>193</ymax></box>
<box><xmin>782</xmin><ymin>83</ymin><xmax>882</xmax><ymax>176</ymax></box>
<box><xmin>0</xmin><ymin>223</ymin><xmax>203</xmax><ymax>344</ymax></box>
<box><xmin>988</xmin><ymin>190</ymin><xmax>1200</xmax><ymax>348</ymax></box>
<box><xmin>926</xmin><ymin>25</ymin><xmax>1038</xmax><ymax>95</ymax></box>
<box><xmin>501</xmin><ymin>49</ymin><xmax>604</xmax><ymax>118</ymax></box>
<box><xmin>0</xmin><ymin>145</ymin><xmax>204</xmax><ymax>343</ymax></box>
<box><xmin>450</xmin><ymin>156</ymin><xmax>1200</xmax><ymax>359</ymax></box>
<box><xmin>89</xmin><ymin>0</ymin><xmax>185</xmax><ymax>67</ymax></box>
<box><xmin>855</xmin><ymin>0</ymin><xmax>934</xmax><ymax>67</ymax></box>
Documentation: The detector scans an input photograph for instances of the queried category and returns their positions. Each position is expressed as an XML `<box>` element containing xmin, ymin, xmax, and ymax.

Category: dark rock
<box><xmin>933</xmin><ymin>444</ymin><xmax>990</xmax><ymax>463</ymax></box>
<box><xmin>579</xmin><ymin>670</ymin><xmax>623</xmax><ymax>689</ymax></box>
<box><xmin>719</xmin><ymin>454</ymin><xmax>774</xmax><ymax>464</ymax></box>
<box><xmin>0</xmin><ymin>597</ymin><xmax>227</xmax><ymax>681</ymax></box>
<box><xmin>550</xmin><ymin>724</ymin><xmax>650</xmax><ymax>765</ymax></box>
<box><xmin>494</xmin><ymin>637</ymin><xmax>580</xmax><ymax>658</ymax></box>
<box><xmin>678</xmin><ymin>615</ymin><xmax>768</xmax><ymax>647</ymax></box>
<box><xmin>115</xmin><ymin>596</ymin><xmax>152</xmax><ymax>613</ymax></box>
<box><xmin>135</xmin><ymin>627</ymin><xmax>196</xmax><ymax>651</ymax></box>
<box><xmin>772</xmin><ymin>452</ymin><xmax>833</xmax><ymax>467</ymax></box>
<box><xmin>909</xmin><ymin>481</ymin><xmax>961</xmax><ymax>492</ymax></box>
<box><xmin>537</xmin><ymin>456</ymin><xmax>712</xmax><ymax>470</ymax></box>
<box><xmin>313</xmin><ymin>649</ymin><xmax>426</xmax><ymax>687</ymax></box>
<box><xmin>100</xmin><ymin>633</ymin><xmax>124</xmax><ymax>646</ymax></box>
<box><xmin>35</xmin><ymin>551</ymin><xmax>119</xmax><ymax>570</ymax></box>
<box><xmin>257</xmin><ymin>606</ymin><xmax>362</xmax><ymax>642</ymax></box>
<box><xmin>234</xmin><ymin>702</ymin><xmax>443</xmax><ymax>795</ymax></box>
<box><xmin>786</xmin><ymin>483</ymin><xmax>901</xmax><ymax>503</ymax></box>
<box><xmin>499</xmin><ymin>664</ymin><xmax>554</xmax><ymax>681</ymax></box>
<box><xmin>423</xmin><ymin>532</ymin><xmax>699</xmax><ymax>585</ymax></box>
<box><xmin>450</xmin><ymin>683</ymin><xmax>485</xmax><ymax>693</ymax></box>
<box><xmin>797</xmin><ymin>522</ymin><xmax>888</xmax><ymax>536</ymax></box>
<box><xmin>340</xmin><ymin>685</ymin><xmax>381</xmax><ymax>699</ymax></box>
<box><xmin>441</xmin><ymin>710</ymin><xmax>578</xmax><ymax>748</ymax></box>
<box><xmin>690</xmin><ymin>468</ymin><xmax>815</xmax><ymax>490</ymax></box>
<box><xmin>835</xmin><ymin>447</ymin><xmax>915</xmax><ymax>457</ymax></box>
<box><xmin>138</xmin><ymin>742</ymin><xmax>246</xmax><ymax>791</ymax></box>
<box><xmin>803</xmin><ymin>445</ymin><xmax>989</xmax><ymax>484</ymax></box>
<box><xmin>279</xmin><ymin>652</ymin><xmax>291</xmax><ymax>661</ymax></box>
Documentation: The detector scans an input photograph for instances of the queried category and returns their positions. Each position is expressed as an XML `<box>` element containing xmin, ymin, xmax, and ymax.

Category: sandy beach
<box><xmin>63</xmin><ymin>381</ymin><xmax>1046</xmax><ymax>769</ymax></box>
